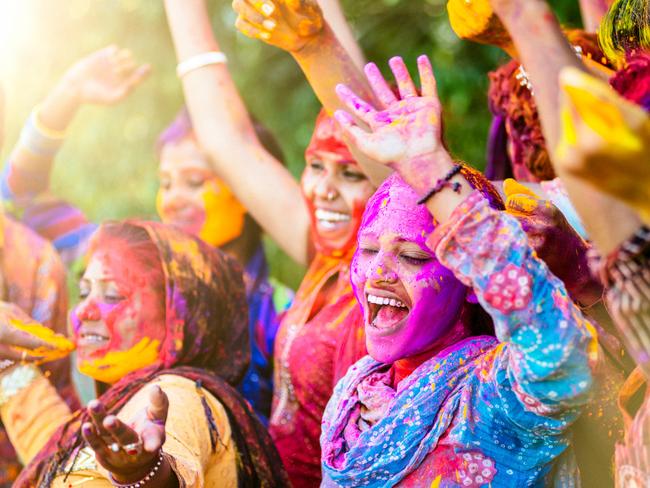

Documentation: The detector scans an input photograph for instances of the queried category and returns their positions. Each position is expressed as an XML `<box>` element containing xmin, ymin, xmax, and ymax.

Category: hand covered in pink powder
<box><xmin>233</xmin><ymin>0</ymin><xmax>324</xmax><ymax>53</ymax></box>
<box><xmin>82</xmin><ymin>385</ymin><xmax>171</xmax><ymax>484</ymax></box>
<box><xmin>504</xmin><ymin>179</ymin><xmax>603</xmax><ymax>306</ymax></box>
<box><xmin>334</xmin><ymin>55</ymin><xmax>453</xmax><ymax>194</ymax></box>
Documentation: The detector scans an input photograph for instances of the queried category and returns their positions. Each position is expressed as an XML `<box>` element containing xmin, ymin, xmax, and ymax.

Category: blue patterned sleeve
<box><xmin>428</xmin><ymin>190</ymin><xmax>598</xmax><ymax>430</ymax></box>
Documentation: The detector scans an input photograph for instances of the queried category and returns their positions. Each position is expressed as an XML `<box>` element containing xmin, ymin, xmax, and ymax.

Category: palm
<box><xmin>64</xmin><ymin>46</ymin><xmax>149</xmax><ymax>105</ymax></box>
<box><xmin>358</xmin><ymin>98</ymin><xmax>441</xmax><ymax>165</ymax></box>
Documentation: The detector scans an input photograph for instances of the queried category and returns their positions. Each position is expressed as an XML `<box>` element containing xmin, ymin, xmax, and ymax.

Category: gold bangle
<box><xmin>32</xmin><ymin>105</ymin><xmax>67</xmax><ymax>139</ymax></box>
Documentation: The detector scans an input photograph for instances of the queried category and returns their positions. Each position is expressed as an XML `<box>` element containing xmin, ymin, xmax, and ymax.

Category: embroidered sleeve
<box><xmin>429</xmin><ymin>191</ymin><xmax>598</xmax><ymax>427</ymax></box>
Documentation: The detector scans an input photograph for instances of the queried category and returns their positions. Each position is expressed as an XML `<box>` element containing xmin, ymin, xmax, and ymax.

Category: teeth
<box><xmin>81</xmin><ymin>334</ymin><xmax>108</xmax><ymax>344</ymax></box>
<box><xmin>367</xmin><ymin>294</ymin><xmax>407</xmax><ymax>308</ymax></box>
<box><xmin>315</xmin><ymin>209</ymin><xmax>351</xmax><ymax>223</ymax></box>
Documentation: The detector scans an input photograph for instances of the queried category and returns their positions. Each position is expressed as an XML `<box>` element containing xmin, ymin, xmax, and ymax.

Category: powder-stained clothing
<box><xmin>1</xmin><ymin>371</ymin><xmax>238</xmax><ymax>487</ymax></box>
<box><xmin>269</xmin><ymin>251</ymin><xmax>365</xmax><ymax>487</ymax></box>
<box><xmin>321</xmin><ymin>191</ymin><xmax>599</xmax><ymax>487</ymax></box>
<box><xmin>0</xmin><ymin>161</ymin><xmax>291</xmax><ymax>423</ymax></box>
<box><xmin>0</xmin><ymin>217</ymin><xmax>75</xmax><ymax>487</ymax></box>
<box><xmin>12</xmin><ymin>221</ymin><xmax>288</xmax><ymax>486</ymax></box>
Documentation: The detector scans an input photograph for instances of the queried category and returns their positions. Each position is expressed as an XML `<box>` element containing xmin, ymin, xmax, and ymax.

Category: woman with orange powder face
<box><xmin>0</xmin><ymin>47</ymin><xmax>292</xmax><ymax>424</ymax></box>
<box><xmin>0</xmin><ymin>220</ymin><xmax>288</xmax><ymax>487</ymax></box>
<box><xmin>164</xmin><ymin>0</ymin><xmax>376</xmax><ymax>483</ymax></box>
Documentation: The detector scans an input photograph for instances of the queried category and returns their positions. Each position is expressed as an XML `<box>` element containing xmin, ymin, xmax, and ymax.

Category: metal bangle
<box><xmin>0</xmin><ymin>364</ymin><xmax>39</xmax><ymax>407</ymax></box>
<box><xmin>109</xmin><ymin>451</ymin><xmax>164</xmax><ymax>488</ymax></box>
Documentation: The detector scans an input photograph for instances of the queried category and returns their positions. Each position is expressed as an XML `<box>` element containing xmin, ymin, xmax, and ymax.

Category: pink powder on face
<box><xmin>351</xmin><ymin>174</ymin><xmax>467</xmax><ymax>363</ymax></box>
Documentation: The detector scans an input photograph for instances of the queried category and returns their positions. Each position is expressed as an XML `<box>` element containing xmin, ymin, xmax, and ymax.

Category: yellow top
<box><xmin>0</xmin><ymin>369</ymin><xmax>238</xmax><ymax>487</ymax></box>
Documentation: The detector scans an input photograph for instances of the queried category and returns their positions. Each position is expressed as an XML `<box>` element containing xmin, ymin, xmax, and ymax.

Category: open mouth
<box><xmin>366</xmin><ymin>293</ymin><xmax>410</xmax><ymax>331</ymax></box>
<box><xmin>78</xmin><ymin>332</ymin><xmax>110</xmax><ymax>348</ymax></box>
<box><xmin>315</xmin><ymin>209</ymin><xmax>351</xmax><ymax>230</ymax></box>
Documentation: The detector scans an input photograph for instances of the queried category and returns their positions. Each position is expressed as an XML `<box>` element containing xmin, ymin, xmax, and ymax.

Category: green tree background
<box><xmin>0</xmin><ymin>0</ymin><xmax>582</xmax><ymax>289</ymax></box>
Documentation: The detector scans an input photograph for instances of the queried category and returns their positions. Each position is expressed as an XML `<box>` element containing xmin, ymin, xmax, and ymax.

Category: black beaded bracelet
<box><xmin>416</xmin><ymin>164</ymin><xmax>463</xmax><ymax>205</ymax></box>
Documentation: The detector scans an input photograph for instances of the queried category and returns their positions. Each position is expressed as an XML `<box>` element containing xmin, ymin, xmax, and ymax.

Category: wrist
<box><xmin>110</xmin><ymin>452</ymin><xmax>165</xmax><ymax>485</ymax></box>
<box><xmin>405</xmin><ymin>149</ymin><xmax>456</xmax><ymax>196</ymax></box>
<box><xmin>291</xmin><ymin>23</ymin><xmax>332</xmax><ymax>57</ymax></box>
<box><xmin>494</xmin><ymin>0</ymin><xmax>550</xmax><ymax>28</ymax></box>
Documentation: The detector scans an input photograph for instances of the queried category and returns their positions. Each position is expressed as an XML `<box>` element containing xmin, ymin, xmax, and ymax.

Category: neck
<box><xmin>220</xmin><ymin>220</ymin><xmax>259</xmax><ymax>265</ymax></box>
<box><xmin>392</xmin><ymin>317</ymin><xmax>471</xmax><ymax>387</ymax></box>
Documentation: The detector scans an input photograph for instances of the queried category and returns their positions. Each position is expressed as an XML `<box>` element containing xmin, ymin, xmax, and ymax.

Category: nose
<box><xmin>313</xmin><ymin>171</ymin><xmax>339</xmax><ymax>202</ymax></box>
<box><xmin>369</xmin><ymin>252</ymin><xmax>398</xmax><ymax>285</ymax></box>
<box><xmin>75</xmin><ymin>298</ymin><xmax>101</xmax><ymax>322</ymax></box>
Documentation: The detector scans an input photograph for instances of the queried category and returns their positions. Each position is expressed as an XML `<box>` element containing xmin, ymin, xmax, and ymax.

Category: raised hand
<box><xmin>503</xmin><ymin>179</ymin><xmax>602</xmax><ymax>305</ymax></box>
<box><xmin>447</xmin><ymin>0</ymin><xmax>512</xmax><ymax>51</ymax></box>
<box><xmin>61</xmin><ymin>45</ymin><xmax>150</xmax><ymax>106</ymax></box>
<box><xmin>233</xmin><ymin>0</ymin><xmax>324</xmax><ymax>52</ymax></box>
<box><xmin>555</xmin><ymin>67</ymin><xmax>650</xmax><ymax>224</ymax></box>
<box><xmin>82</xmin><ymin>385</ymin><xmax>169</xmax><ymax>483</ymax></box>
<box><xmin>334</xmin><ymin>55</ymin><xmax>451</xmax><ymax>194</ymax></box>
<box><xmin>0</xmin><ymin>302</ymin><xmax>73</xmax><ymax>364</ymax></box>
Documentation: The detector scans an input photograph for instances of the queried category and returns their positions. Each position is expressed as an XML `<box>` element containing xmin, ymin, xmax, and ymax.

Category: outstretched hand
<box><xmin>555</xmin><ymin>67</ymin><xmax>650</xmax><ymax>224</ymax></box>
<box><xmin>82</xmin><ymin>385</ymin><xmax>169</xmax><ymax>483</ymax></box>
<box><xmin>233</xmin><ymin>0</ymin><xmax>324</xmax><ymax>52</ymax></box>
<box><xmin>0</xmin><ymin>302</ymin><xmax>67</xmax><ymax>363</ymax></box>
<box><xmin>504</xmin><ymin>179</ymin><xmax>602</xmax><ymax>305</ymax></box>
<box><xmin>334</xmin><ymin>55</ymin><xmax>452</xmax><ymax>194</ymax></box>
<box><xmin>62</xmin><ymin>45</ymin><xmax>150</xmax><ymax>106</ymax></box>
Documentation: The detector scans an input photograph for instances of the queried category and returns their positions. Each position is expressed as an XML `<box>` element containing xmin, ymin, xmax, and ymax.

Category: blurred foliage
<box><xmin>0</xmin><ymin>0</ymin><xmax>582</xmax><ymax>289</ymax></box>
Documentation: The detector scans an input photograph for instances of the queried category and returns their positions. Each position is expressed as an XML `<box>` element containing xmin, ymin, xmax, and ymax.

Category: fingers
<box><xmin>364</xmin><ymin>62</ymin><xmax>396</xmax><ymax>108</ymax></box>
<box><xmin>0</xmin><ymin>344</ymin><xmax>41</xmax><ymax>362</ymax></box>
<box><xmin>235</xmin><ymin>16</ymin><xmax>271</xmax><ymax>41</ymax></box>
<box><xmin>506</xmin><ymin>193</ymin><xmax>543</xmax><ymax>216</ymax></box>
<box><xmin>417</xmin><ymin>55</ymin><xmax>438</xmax><ymax>100</ymax></box>
<box><xmin>0</xmin><ymin>324</ymin><xmax>55</xmax><ymax>352</ymax></box>
<box><xmin>335</xmin><ymin>84</ymin><xmax>377</xmax><ymax>125</ymax></box>
<box><xmin>124</xmin><ymin>64</ymin><xmax>151</xmax><ymax>90</ymax></box>
<box><xmin>104</xmin><ymin>415</ymin><xmax>140</xmax><ymax>448</ymax></box>
<box><xmin>88</xmin><ymin>400</ymin><xmax>112</xmax><ymax>439</ymax></box>
<box><xmin>232</xmin><ymin>0</ymin><xmax>268</xmax><ymax>28</ymax></box>
<box><xmin>146</xmin><ymin>385</ymin><xmax>169</xmax><ymax>425</ymax></box>
<box><xmin>389</xmin><ymin>56</ymin><xmax>418</xmax><ymax>99</ymax></box>
<box><xmin>334</xmin><ymin>110</ymin><xmax>370</xmax><ymax>145</ymax></box>
<box><xmin>82</xmin><ymin>421</ymin><xmax>107</xmax><ymax>453</ymax></box>
<box><xmin>251</xmin><ymin>0</ymin><xmax>276</xmax><ymax>17</ymax></box>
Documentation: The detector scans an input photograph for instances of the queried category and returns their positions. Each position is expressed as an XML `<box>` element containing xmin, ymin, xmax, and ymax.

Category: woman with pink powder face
<box><xmin>319</xmin><ymin>55</ymin><xmax>602</xmax><ymax>486</ymax></box>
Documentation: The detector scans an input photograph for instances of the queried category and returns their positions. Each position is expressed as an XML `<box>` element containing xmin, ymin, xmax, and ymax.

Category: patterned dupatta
<box><xmin>321</xmin><ymin>336</ymin><xmax>498</xmax><ymax>487</ymax></box>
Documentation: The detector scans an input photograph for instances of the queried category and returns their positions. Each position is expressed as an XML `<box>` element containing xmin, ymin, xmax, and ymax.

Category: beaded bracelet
<box><xmin>109</xmin><ymin>452</ymin><xmax>164</xmax><ymax>488</ymax></box>
<box><xmin>416</xmin><ymin>163</ymin><xmax>463</xmax><ymax>205</ymax></box>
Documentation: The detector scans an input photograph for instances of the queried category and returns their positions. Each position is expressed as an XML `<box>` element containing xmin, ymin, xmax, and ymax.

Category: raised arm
<box><xmin>164</xmin><ymin>0</ymin><xmax>310</xmax><ymax>265</ymax></box>
<box><xmin>2</xmin><ymin>45</ymin><xmax>149</xmax><ymax>205</ymax></box>
<box><xmin>232</xmin><ymin>0</ymin><xmax>390</xmax><ymax>184</ymax></box>
<box><xmin>317</xmin><ymin>0</ymin><xmax>365</xmax><ymax>70</ymax></box>
<box><xmin>336</xmin><ymin>55</ymin><xmax>596</xmax><ymax>422</ymax></box>
<box><xmin>579</xmin><ymin>0</ymin><xmax>613</xmax><ymax>33</ymax></box>
<box><xmin>487</xmin><ymin>0</ymin><xmax>641</xmax><ymax>254</ymax></box>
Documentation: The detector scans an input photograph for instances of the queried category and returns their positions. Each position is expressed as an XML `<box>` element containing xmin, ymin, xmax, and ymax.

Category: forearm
<box><xmin>164</xmin><ymin>0</ymin><xmax>310</xmax><ymax>264</ymax></box>
<box><xmin>317</xmin><ymin>0</ymin><xmax>365</xmax><ymax>71</ymax></box>
<box><xmin>579</xmin><ymin>0</ymin><xmax>612</xmax><ymax>33</ymax></box>
<box><xmin>497</xmin><ymin>1</ymin><xmax>640</xmax><ymax>254</ymax></box>
<box><xmin>0</xmin><ymin>365</ymin><xmax>71</xmax><ymax>464</ymax></box>
<box><xmin>430</xmin><ymin>192</ymin><xmax>596</xmax><ymax>408</ymax></box>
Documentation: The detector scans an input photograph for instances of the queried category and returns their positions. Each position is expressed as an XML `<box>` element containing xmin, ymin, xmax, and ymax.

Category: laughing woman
<box><xmin>0</xmin><ymin>221</ymin><xmax>287</xmax><ymax>487</ymax></box>
<box><xmin>320</xmin><ymin>56</ymin><xmax>600</xmax><ymax>486</ymax></box>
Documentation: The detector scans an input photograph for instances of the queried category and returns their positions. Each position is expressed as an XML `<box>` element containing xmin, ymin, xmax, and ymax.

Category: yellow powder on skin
<box><xmin>79</xmin><ymin>337</ymin><xmax>161</xmax><ymax>384</ymax></box>
<box><xmin>9</xmin><ymin>319</ymin><xmax>75</xmax><ymax>363</ymax></box>
<box><xmin>447</xmin><ymin>0</ymin><xmax>494</xmax><ymax>37</ymax></box>
<box><xmin>198</xmin><ymin>180</ymin><xmax>247</xmax><ymax>247</ymax></box>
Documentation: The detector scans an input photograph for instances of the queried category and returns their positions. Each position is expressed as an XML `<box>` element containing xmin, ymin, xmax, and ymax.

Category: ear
<box><xmin>465</xmin><ymin>287</ymin><xmax>479</xmax><ymax>304</ymax></box>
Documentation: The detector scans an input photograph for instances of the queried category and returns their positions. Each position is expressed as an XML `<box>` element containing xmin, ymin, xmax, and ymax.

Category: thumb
<box><xmin>146</xmin><ymin>385</ymin><xmax>169</xmax><ymax>425</ymax></box>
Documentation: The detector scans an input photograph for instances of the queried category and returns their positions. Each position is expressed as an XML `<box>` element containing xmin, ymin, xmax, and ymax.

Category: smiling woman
<box><xmin>0</xmin><ymin>220</ymin><xmax>288</xmax><ymax>487</ymax></box>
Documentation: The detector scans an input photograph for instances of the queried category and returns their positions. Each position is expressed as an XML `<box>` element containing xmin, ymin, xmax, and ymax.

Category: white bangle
<box><xmin>176</xmin><ymin>52</ymin><xmax>228</xmax><ymax>78</ymax></box>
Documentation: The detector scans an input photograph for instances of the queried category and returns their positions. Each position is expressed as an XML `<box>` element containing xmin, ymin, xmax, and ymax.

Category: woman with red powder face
<box><xmin>0</xmin><ymin>46</ymin><xmax>293</xmax><ymax>425</ymax></box>
<box><xmin>164</xmin><ymin>0</ymin><xmax>376</xmax><ymax>484</ymax></box>
<box><xmin>0</xmin><ymin>220</ymin><xmax>288</xmax><ymax>487</ymax></box>
<box><xmin>320</xmin><ymin>54</ymin><xmax>602</xmax><ymax>487</ymax></box>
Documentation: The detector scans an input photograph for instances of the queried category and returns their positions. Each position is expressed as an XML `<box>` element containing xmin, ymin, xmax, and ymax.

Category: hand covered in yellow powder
<box><xmin>504</xmin><ymin>179</ymin><xmax>602</xmax><ymax>305</ymax></box>
<box><xmin>555</xmin><ymin>67</ymin><xmax>650</xmax><ymax>224</ymax></box>
<box><xmin>62</xmin><ymin>45</ymin><xmax>150</xmax><ymax>106</ymax></box>
<box><xmin>447</xmin><ymin>0</ymin><xmax>512</xmax><ymax>50</ymax></box>
<box><xmin>0</xmin><ymin>302</ymin><xmax>74</xmax><ymax>364</ymax></box>
<box><xmin>233</xmin><ymin>0</ymin><xmax>324</xmax><ymax>53</ymax></box>
<box><xmin>83</xmin><ymin>386</ymin><xmax>171</xmax><ymax>484</ymax></box>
